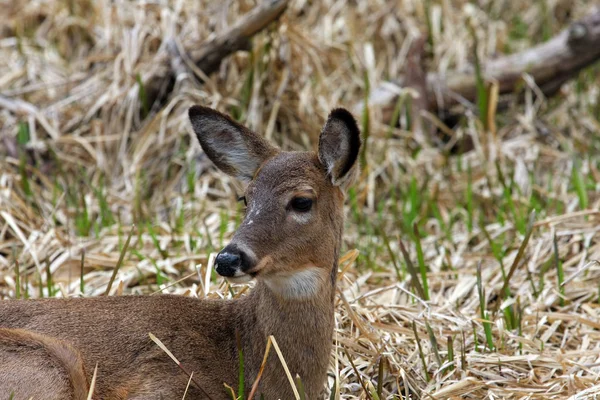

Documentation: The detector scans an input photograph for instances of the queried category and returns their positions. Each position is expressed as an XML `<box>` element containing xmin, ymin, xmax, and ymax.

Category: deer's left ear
<box><xmin>188</xmin><ymin>106</ymin><xmax>278</xmax><ymax>182</ymax></box>
<box><xmin>318</xmin><ymin>108</ymin><xmax>361</xmax><ymax>187</ymax></box>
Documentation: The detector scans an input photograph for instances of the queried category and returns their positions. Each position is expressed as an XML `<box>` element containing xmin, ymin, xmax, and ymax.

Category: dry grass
<box><xmin>2</xmin><ymin>0</ymin><xmax>600</xmax><ymax>398</ymax></box>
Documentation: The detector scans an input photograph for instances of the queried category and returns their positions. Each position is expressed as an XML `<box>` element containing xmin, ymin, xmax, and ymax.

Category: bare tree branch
<box><xmin>190</xmin><ymin>0</ymin><xmax>289</xmax><ymax>76</ymax></box>
<box><xmin>147</xmin><ymin>0</ymin><xmax>290</xmax><ymax>111</ymax></box>
<box><xmin>357</xmin><ymin>9</ymin><xmax>600</xmax><ymax>123</ymax></box>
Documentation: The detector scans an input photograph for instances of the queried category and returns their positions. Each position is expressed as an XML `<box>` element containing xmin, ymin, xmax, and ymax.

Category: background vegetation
<box><xmin>1</xmin><ymin>0</ymin><xmax>600</xmax><ymax>398</ymax></box>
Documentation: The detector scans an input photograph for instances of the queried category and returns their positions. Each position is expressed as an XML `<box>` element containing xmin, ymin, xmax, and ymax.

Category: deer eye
<box><xmin>290</xmin><ymin>197</ymin><xmax>313</xmax><ymax>212</ymax></box>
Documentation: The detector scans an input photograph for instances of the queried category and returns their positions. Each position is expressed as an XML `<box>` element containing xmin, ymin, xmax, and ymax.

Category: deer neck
<box><xmin>237</xmin><ymin>239</ymin><xmax>341</xmax><ymax>396</ymax></box>
<box><xmin>248</xmin><ymin>259</ymin><xmax>337</xmax><ymax>341</ymax></box>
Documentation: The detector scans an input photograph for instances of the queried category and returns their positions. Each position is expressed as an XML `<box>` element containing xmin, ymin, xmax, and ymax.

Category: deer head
<box><xmin>188</xmin><ymin>106</ymin><xmax>360</xmax><ymax>300</ymax></box>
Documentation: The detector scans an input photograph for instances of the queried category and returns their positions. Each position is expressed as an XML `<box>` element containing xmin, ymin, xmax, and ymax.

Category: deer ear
<box><xmin>188</xmin><ymin>106</ymin><xmax>278</xmax><ymax>181</ymax></box>
<box><xmin>318</xmin><ymin>108</ymin><xmax>361</xmax><ymax>187</ymax></box>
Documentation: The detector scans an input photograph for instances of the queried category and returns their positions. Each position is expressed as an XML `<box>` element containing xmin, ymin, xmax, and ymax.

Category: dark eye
<box><xmin>237</xmin><ymin>196</ymin><xmax>247</xmax><ymax>206</ymax></box>
<box><xmin>290</xmin><ymin>197</ymin><xmax>313</xmax><ymax>212</ymax></box>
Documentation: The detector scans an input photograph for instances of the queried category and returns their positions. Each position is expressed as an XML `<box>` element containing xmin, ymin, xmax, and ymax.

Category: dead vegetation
<box><xmin>2</xmin><ymin>0</ymin><xmax>600</xmax><ymax>398</ymax></box>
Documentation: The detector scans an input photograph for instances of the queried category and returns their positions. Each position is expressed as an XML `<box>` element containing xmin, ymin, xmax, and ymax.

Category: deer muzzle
<box><xmin>214</xmin><ymin>244</ymin><xmax>257</xmax><ymax>281</ymax></box>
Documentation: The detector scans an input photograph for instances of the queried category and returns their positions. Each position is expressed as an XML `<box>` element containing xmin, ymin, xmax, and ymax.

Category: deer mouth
<box><xmin>243</xmin><ymin>255</ymin><xmax>273</xmax><ymax>278</ymax></box>
<box><xmin>219</xmin><ymin>254</ymin><xmax>271</xmax><ymax>283</ymax></box>
<box><xmin>225</xmin><ymin>273</ymin><xmax>253</xmax><ymax>284</ymax></box>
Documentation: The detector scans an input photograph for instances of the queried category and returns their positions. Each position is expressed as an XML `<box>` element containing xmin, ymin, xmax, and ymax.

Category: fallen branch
<box><xmin>190</xmin><ymin>0</ymin><xmax>289</xmax><ymax>76</ymax></box>
<box><xmin>147</xmin><ymin>0</ymin><xmax>289</xmax><ymax>111</ymax></box>
<box><xmin>358</xmin><ymin>9</ymin><xmax>600</xmax><ymax>124</ymax></box>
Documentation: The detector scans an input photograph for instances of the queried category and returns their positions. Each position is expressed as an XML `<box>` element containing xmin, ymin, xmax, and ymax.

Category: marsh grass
<box><xmin>1</xmin><ymin>0</ymin><xmax>600</xmax><ymax>398</ymax></box>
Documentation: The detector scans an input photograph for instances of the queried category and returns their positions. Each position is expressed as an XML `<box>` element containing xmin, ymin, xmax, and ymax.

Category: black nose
<box><xmin>215</xmin><ymin>249</ymin><xmax>242</xmax><ymax>277</ymax></box>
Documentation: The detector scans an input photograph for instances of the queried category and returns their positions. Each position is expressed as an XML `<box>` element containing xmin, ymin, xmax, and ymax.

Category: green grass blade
<box><xmin>500</xmin><ymin>210</ymin><xmax>536</xmax><ymax>297</ymax></box>
<box><xmin>476</xmin><ymin>262</ymin><xmax>495</xmax><ymax>351</ymax></box>
<box><xmin>376</xmin><ymin>356</ymin><xmax>385</xmax><ymax>398</ymax></box>
<box><xmin>468</xmin><ymin>21</ymin><xmax>488</xmax><ymax>130</ymax></box>
<box><xmin>425</xmin><ymin>318</ymin><xmax>442</xmax><ymax>366</ymax></box>
<box><xmin>412</xmin><ymin>321</ymin><xmax>430</xmax><ymax>381</ymax></box>
<box><xmin>447</xmin><ymin>336</ymin><xmax>455</xmax><ymax>371</ymax></box>
<box><xmin>553</xmin><ymin>233</ymin><xmax>565</xmax><ymax>306</ymax></box>
<box><xmin>80</xmin><ymin>250</ymin><xmax>85</xmax><ymax>295</ymax></box>
<box><xmin>398</xmin><ymin>240</ymin><xmax>427</xmax><ymax>300</ymax></box>
<box><xmin>14</xmin><ymin>258</ymin><xmax>20</xmax><ymax>299</ymax></box>
<box><xmin>236</xmin><ymin>330</ymin><xmax>245</xmax><ymax>399</ymax></box>
<box><xmin>572</xmin><ymin>159</ymin><xmax>588</xmax><ymax>210</ymax></box>
<box><xmin>379</xmin><ymin>227</ymin><xmax>402</xmax><ymax>281</ymax></box>
<box><xmin>104</xmin><ymin>225</ymin><xmax>135</xmax><ymax>296</ymax></box>
<box><xmin>343</xmin><ymin>347</ymin><xmax>373</xmax><ymax>400</ymax></box>
<box><xmin>413</xmin><ymin>223</ymin><xmax>430</xmax><ymax>301</ymax></box>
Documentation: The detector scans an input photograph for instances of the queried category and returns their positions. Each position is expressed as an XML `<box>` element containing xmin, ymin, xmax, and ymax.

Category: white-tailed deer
<box><xmin>0</xmin><ymin>106</ymin><xmax>361</xmax><ymax>400</ymax></box>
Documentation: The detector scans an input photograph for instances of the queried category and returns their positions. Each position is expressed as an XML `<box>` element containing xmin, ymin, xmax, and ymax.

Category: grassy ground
<box><xmin>2</xmin><ymin>0</ymin><xmax>600</xmax><ymax>398</ymax></box>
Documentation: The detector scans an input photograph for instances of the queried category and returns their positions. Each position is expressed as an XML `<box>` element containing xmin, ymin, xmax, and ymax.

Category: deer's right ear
<box><xmin>318</xmin><ymin>108</ymin><xmax>361</xmax><ymax>187</ymax></box>
<box><xmin>188</xmin><ymin>106</ymin><xmax>278</xmax><ymax>181</ymax></box>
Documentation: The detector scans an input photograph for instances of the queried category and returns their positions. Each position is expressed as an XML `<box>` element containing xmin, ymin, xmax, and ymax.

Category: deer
<box><xmin>0</xmin><ymin>105</ymin><xmax>361</xmax><ymax>400</ymax></box>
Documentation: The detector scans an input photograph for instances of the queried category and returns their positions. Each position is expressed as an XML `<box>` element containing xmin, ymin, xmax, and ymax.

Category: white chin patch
<box><xmin>226</xmin><ymin>274</ymin><xmax>253</xmax><ymax>284</ymax></box>
<box><xmin>263</xmin><ymin>267</ymin><xmax>324</xmax><ymax>300</ymax></box>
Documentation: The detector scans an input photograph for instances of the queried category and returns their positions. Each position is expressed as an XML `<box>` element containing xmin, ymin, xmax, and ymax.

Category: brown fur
<box><xmin>0</xmin><ymin>328</ymin><xmax>89</xmax><ymax>400</ymax></box>
<box><xmin>0</xmin><ymin>106</ymin><xmax>361</xmax><ymax>400</ymax></box>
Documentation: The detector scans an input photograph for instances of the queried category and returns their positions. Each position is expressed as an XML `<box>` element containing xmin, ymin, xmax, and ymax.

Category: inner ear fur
<box><xmin>318</xmin><ymin>108</ymin><xmax>361</xmax><ymax>186</ymax></box>
<box><xmin>188</xmin><ymin>106</ymin><xmax>278</xmax><ymax>181</ymax></box>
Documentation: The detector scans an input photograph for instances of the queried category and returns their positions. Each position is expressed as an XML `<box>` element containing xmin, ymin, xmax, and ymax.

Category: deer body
<box><xmin>0</xmin><ymin>106</ymin><xmax>361</xmax><ymax>400</ymax></box>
